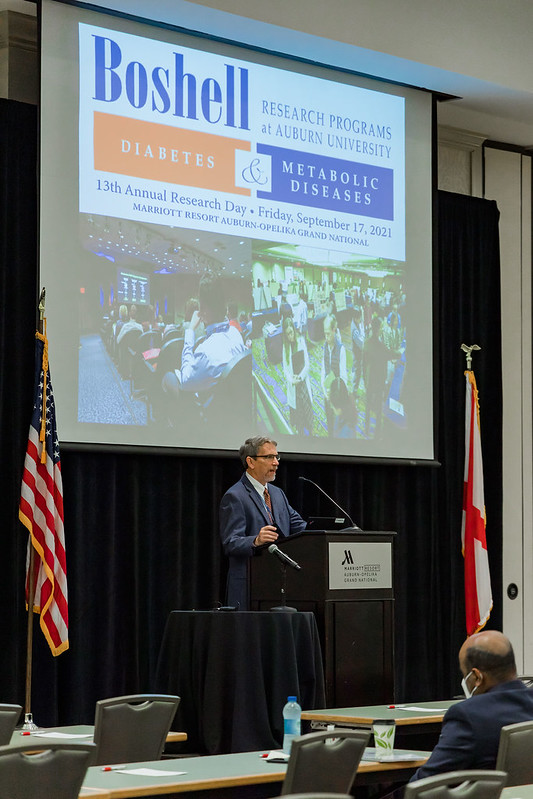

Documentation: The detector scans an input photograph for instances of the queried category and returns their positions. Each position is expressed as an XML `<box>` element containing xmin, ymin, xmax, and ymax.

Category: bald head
<box><xmin>459</xmin><ymin>631</ymin><xmax>516</xmax><ymax>694</ymax></box>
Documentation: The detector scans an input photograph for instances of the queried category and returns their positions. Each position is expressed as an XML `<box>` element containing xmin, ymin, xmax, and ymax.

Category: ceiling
<box><xmin>1</xmin><ymin>0</ymin><xmax>34</xmax><ymax>14</ymax></box>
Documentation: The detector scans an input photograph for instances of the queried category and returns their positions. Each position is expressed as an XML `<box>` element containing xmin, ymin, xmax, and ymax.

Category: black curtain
<box><xmin>0</xmin><ymin>99</ymin><xmax>502</xmax><ymax>724</ymax></box>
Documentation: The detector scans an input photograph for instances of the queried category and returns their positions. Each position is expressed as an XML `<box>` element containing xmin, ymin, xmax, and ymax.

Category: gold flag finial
<box><xmin>461</xmin><ymin>343</ymin><xmax>481</xmax><ymax>370</ymax></box>
<box><xmin>38</xmin><ymin>288</ymin><xmax>46</xmax><ymax>321</ymax></box>
<box><xmin>37</xmin><ymin>288</ymin><xmax>49</xmax><ymax>464</ymax></box>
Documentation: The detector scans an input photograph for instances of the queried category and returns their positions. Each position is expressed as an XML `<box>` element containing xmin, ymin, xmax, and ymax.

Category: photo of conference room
<box><xmin>75</xmin><ymin>215</ymin><xmax>407</xmax><ymax>445</ymax></box>
<box><xmin>76</xmin><ymin>213</ymin><xmax>253</xmax><ymax>435</ymax></box>
<box><xmin>250</xmin><ymin>241</ymin><xmax>407</xmax><ymax>440</ymax></box>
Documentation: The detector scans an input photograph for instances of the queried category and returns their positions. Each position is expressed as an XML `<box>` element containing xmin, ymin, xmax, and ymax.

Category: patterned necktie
<box><xmin>263</xmin><ymin>488</ymin><xmax>273</xmax><ymax>523</ymax></box>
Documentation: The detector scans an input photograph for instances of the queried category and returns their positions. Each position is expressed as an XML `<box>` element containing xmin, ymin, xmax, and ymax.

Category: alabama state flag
<box><xmin>461</xmin><ymin>370</ymin><xmax>492</xmax><ymax>635</ymax></box>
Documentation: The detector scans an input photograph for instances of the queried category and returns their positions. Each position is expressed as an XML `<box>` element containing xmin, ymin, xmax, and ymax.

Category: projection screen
<box><xmin>40</xmin><ymin>0</ymin><xmax>435</xmax><ymax>460</ymax></box>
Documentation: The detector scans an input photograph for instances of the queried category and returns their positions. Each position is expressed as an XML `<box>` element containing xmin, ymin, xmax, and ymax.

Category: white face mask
<box><xmin>461</xmin><ymin>670</ymin><xmax>477</xmax><ymax>698</ymax></box>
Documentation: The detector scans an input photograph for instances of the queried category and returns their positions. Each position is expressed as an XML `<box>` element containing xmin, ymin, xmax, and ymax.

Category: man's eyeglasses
<box><xmin>253</xmin><ymin>454</ymin><xmax>280</xmax><ymax>461</ymax></box>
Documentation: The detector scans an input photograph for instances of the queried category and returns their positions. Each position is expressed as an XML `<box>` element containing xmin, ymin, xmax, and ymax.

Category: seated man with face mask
<box><xmin>410</xmin><ymin>629</ymin><xmax>533</xmax><ymax>782</ymax></box>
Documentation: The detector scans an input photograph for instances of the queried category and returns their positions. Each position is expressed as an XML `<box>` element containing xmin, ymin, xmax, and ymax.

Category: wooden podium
<box><xmin>250</xmin><ymin>530</ymin><xmax>395</xmax><ymax>707</ymax></box>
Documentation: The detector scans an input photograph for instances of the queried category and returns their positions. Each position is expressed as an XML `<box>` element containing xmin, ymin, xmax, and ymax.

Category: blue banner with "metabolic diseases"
<box><xmin>255</xmin><ymin>143</ymin><xmax>394</xmax><ymax>220</ymax></box>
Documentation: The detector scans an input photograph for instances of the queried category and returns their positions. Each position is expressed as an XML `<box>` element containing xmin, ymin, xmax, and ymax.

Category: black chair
<box><xmin>281</xmin><ymin>729</ymin><xmax>370</xmax><ymax>795</ymax></box>
<box><xmin>159</xmin><ymin>344</ymin><xmax>251</xmax><ymax>429</ymax></box>
<box><xmin>161</xmin><ymin>325</ymin><xmax>183</xmax><ymax>345</ymax></box>
<box><xmin>149</xmin><ymin>338</ymin><xmax>184</xmax><ymax>422</ymax></box>
<box><xmin>136</xmin><ymin>329</ymin><xmax>162</xmax><ymax>352</ymax></box>
<box><xmin>0</xmin><ymin>741</ymin><xmax>96</xmax><ymax>799</ymax></box>
<box><xmin>130</xmin><ymin>329</ymin><xmax>162</xmax><ymax>397</ymax></box>
<box><xmin>154</xmin><ymin>337</ymin><xmax>184</xmax><ymax>376</ymax></box>
<box><xmin>0</xmin><ymin>703</ymin><xmax>22</xmax><ymax>744</ymax></box>
<box><xmin>116</xmin><ymin>327</ymin><xmax>142</xmax><ymax>378</ymax></box>
<box><xmin>496</xmin><ymin>719</ymin><xmax>533</xmax><ymax>786</ymax></box>
<box><xmin>100</xmin><ymin>317</ymin><xmax>114</xmax><ymax>354</ymax></box>
<box><xmin>92</xmin><ymin>693</ymin><xmax>180</xmax><ymax>766</ymax></box>
<box><xmin>195</xmin><ymin>347</ymin><xmax>252</xmax><ymax>426</ymax></box>
<box><xmin>404</xmin><ymin>770</ymin><xmax>507</xmax><ymax>799</ymax></box>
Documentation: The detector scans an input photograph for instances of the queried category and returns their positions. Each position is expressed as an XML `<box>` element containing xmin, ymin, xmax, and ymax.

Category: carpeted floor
<box><xmin>78</xmin><ymin>334</ymin><xmax>148</xmax><ymax>425</ymax></box>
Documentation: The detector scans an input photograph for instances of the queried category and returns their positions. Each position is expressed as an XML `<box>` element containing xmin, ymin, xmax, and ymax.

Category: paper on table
<box><xmin>378</xmin><ymin>753</ymin><xmax>426</xmax><ymax>762</ymax></box>
<box><xmin>263</xmin><ymin>751</ymin><xmax>290</xmax><ymax>763</ymax></box>
<box><xmin>33</xmin><ymin>732</ymin><xmax>93</xmax><ymax>739</ymax></box>
<box><xmin>362</xmin><ymin>747</ymin><xmax>425</xmax><ymax>762</ymax></box>
<box><xmin>396</xmin><ymin>706</ymin><xmax>449</xmax><ymax>712</ymax></box>
<box><xmin>115</xmin><ymin>768</ymin><xmax>186</xmax><ymax>776</ymax></box>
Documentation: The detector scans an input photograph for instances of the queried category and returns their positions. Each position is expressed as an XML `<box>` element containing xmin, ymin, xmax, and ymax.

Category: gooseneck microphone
<box><xmin>298</xmin><ymin>476</ymin><xmax>361</xmax><ymax>531</ymax></box>
<box><xmin>268</xmin><ymin>544</ymin><xmax>301</xmax><ymax>570</ymax></box>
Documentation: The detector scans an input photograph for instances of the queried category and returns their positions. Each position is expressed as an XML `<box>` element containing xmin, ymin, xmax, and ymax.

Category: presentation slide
<box><xmin>40</xmin><ymin>0</ymin><xmax>434</xmax><ymax>460</ymax></box>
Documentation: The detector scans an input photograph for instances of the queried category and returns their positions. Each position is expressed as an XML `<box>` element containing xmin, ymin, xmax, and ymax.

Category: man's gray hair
<box><xmin>239</xmin><ymin>436</ymin><xmax>277</xmax><ymax>468</ymax></box>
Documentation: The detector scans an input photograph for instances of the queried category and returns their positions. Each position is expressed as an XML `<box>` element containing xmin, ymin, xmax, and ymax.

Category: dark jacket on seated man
<box><xmin>411</xmin><ymin>679</ymin><xmax>533</xmax><ymax>780</ymax></box>
<box><xmin>411</xmin><ymin>630</ymin><xmax>533</xmax><ymax>782</ymax></box>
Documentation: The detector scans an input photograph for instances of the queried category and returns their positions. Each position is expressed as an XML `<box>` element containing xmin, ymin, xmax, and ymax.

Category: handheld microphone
<box><xmin>268</xmin><ymin>544</ymin><xmax>301</xmax><ymax>571</ymax></box>
<box><xmin>298</xmin><ymin>476</ymin><xmax>361</xmax><ymax>531</ymax></box>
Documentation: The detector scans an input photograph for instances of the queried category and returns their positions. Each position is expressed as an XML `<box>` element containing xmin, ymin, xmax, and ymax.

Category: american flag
<box><xmin>19</xmin><ymin>329</ymin><xmax>68</xmax><ymax>656</ymax></box>
<box><xmin>461</xmin><ymin>369</ymin><xmax>492</xmax><ymax>636</ymax></box>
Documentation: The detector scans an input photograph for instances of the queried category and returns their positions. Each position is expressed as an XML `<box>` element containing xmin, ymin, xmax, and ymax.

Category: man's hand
<box><xmin>189</xmin><ymin>309</ymin><xmax>202</xmax><ymax>331</ymax></box>
<box><xmin>254</xmin><ymin>525</ymin><xmax>279</xmax><ymax>547</ymax></box>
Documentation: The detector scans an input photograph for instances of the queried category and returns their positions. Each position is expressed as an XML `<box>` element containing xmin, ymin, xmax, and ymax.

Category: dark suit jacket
<box><xmin>219</xmin><ymin>472</ymin><xmax>307</xmax><ymax>610</ymax></box>
<box><xmin>411</xmin><ymin>680</ymin><xmax>533</xmax><ymax>781</ymax></box>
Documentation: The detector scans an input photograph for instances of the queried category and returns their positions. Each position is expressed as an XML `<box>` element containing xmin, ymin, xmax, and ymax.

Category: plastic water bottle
<box><xmin>282</xmin><ymin>695</ymin><xmax>301</xmax><ymax>754</ymax></box>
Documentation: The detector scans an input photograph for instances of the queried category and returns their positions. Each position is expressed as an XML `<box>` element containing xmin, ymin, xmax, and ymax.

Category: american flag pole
<box><xmin>22</xmin><ymin>288</ymin><xmax>46</xmax><ymax>730</ymax></box>
<box><xmin>20</xmin><ymin>288</ymin><xmax>68</xmax><ymax>728</ymax></box>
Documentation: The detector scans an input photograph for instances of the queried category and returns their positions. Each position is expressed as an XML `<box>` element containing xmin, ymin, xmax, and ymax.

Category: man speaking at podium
<box><xmin>220</xmin><ymin>436</ymin><xmax>307</xmax><ymax>610</ymax></box>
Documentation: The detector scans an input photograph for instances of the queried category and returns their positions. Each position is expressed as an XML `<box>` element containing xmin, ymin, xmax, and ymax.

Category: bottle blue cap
<box><xmin>288</xmin><ymin>696</ymin><xmax>297</xmax><ymax>701</ymax></box>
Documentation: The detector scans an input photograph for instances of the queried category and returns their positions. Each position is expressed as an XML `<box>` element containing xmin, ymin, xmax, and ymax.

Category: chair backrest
<box><xmin>196</xmin><ymin>348</ymin><xmax>252</xmax><ymax>426</ymax></box>
<box><xmin>281</xmin><ymin>729</ymin><xmax>370</xmax><ymax>796</ymax></box>
<box><xmin>162</xmin><ymin>326</ymin><xmax>182</xmax><ymax>344</ymax></box>
<box><xmin>0</xmin><ymin>703</ymin><xmax>22</xmax><ymax>744</ymax></box>
<box><xmin>0</xmin><ymin>741</ymin><xmax>96</xmax><ymax>799</ymax></box>
<box><xmin>221</xmin><ymin>346</ymin><xmax>252</xmax><ymax>380</ymax></box>
<box><xmin>496</xmin><ymin>719</ymin><xmax>533</xmax><ymax>785</ymax></box>
<box><xmin>118</xmin><ymin>327</ymin><xmax>142</xmax><ymax>351</ymax></box>
<box><xmin>155</xmin><ymin>337</ymin><xmax>184</xmax><ymax>375</ymax></box>
<box><xmin>93</xmin><ymin>693</ymin><xmax>180</xmax><ymax>766</ymax></box>
<box><xmin>136</xmin><ymin>329</ymin><xmax>162</xmax><ymax>352</ymax></box>
<box><xmin>117</xmin><ymin>328</ymin><xmax>142</xmax><ymax>376</ymax></box>
<box><xmin>404</xmin><ymin>770</ymin><xmax>507</xmax><ymax>799</ymax></box>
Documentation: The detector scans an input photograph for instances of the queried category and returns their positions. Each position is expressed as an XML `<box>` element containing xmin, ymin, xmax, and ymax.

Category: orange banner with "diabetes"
<box><xmin>93</xmin><ymin>111</ymin><xmax>251</xmax><ymax>195</ymax></box>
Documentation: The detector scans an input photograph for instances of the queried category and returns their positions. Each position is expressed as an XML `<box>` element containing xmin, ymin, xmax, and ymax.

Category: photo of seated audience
<box><xmin>78</xmin><ymin>217</ymin><xmax>252</xmax><ymax>431</ymax></box>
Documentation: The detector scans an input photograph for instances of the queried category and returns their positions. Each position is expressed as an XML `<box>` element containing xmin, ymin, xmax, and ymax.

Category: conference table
<box><xmin>80</xmin><ymin>746</ymin><xmax>432</xmax><ymax>798</ymax></box>
<box><xmin>302</xmin><ymin>699</ymin><xmax>462</xmax><ymax>750</ymax></box>
<box><xmin>154</xmin><ymin>610</ymin><xmax>325</xmax><ymax>754</ymax></box>
<box><xmin>502</xmin><ymin>788</ymin><xmax>533</xmax><ymax>799</ymax></box>
<box><xmin>302</xmin><ymin>698</ymin><xmax>460</xmax><ymax>726</ymax></box>
<box><xmin>9</xmin><ymin>725</ymin><xmax>187</xmax><ymax>747</ymax></box>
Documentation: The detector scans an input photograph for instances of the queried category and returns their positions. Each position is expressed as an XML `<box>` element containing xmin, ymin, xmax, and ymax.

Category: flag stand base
<box><xmin>22</xmin><ymin>712</ymin><xmax>39</xmax><ymax>731</ymax></box>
